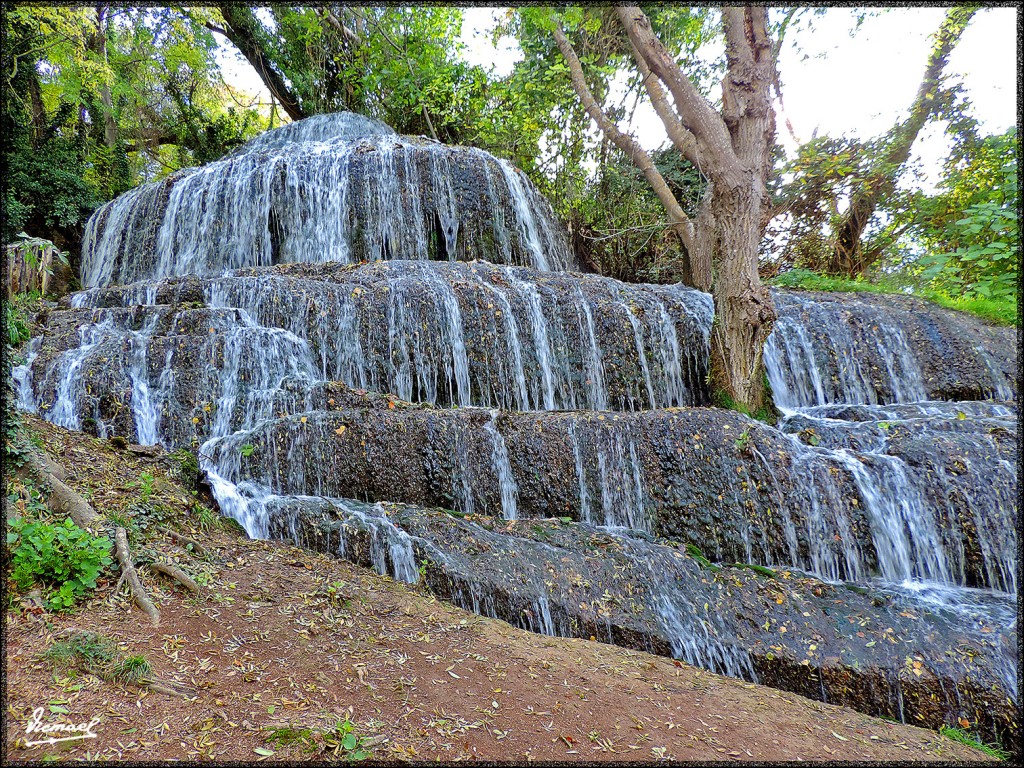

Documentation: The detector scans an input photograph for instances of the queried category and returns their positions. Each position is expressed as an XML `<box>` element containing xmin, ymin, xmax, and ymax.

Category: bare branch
<box><xmin>552</xmin><ymin>21</ymin><xmax>695</xmax><ymax>278</ymax></box>
<box><xmin>614</xmin><ymin>5</ymin><xmax>739</xmax><ymax>180</ymax></box>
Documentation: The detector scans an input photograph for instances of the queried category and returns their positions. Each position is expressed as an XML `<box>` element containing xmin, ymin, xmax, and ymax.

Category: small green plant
<box><xmin>323</xmin><ymin>716</ymin><xmax>371</xmax><ymax>760</ymax></box>
<box><xmin>684</xmin><ymin>543</ymin><xmax>721</xmax><ymax>572</ymax></box>
<box><xmin>131</xmin><ymin>472</ymin><xmax>156</xmax><ymax>502</ymax></box>
<box><xmin>798</xmin><ymin>428</ymin><xmax>821</xmax><ymax>446</ymax></box>
<box><xmin>325</xmin><ymin>580</ymin><xmax>349</xmax><ymax>607</ymax></box>
<box><xmin>169</xmin><ymin>448</ymin><xmax>199</xmax><ymax>484</ymax></box>
<box><xmin>194</xmin><ymin>503</ymin><xmax>221</xmax><ymax>532</ymax></box>
<box><xmin>5</xmin><ymin>301</ymin><xmax>32</xmax><ymax>347</ymax></box>
<box><xmin>7</xmin><ymin>516</ymin><xmax>113</xmax><ymax>611</ymax></box>
<box><xmin>111</xmin><ymin>654</ymin><xmax>152</xmax><ymax>683</ymax></box>
<box><xmin>733</xmin><ymin>428</ymin><xmax>751</xmax><ymax>453</ymax></box>
<box><xmin>939</xmin><ymin>725</ymin><xmax>1009</xmax><ymax>760</ymax></box>
<box><xmin>239</xmin><ymin>443</ymin><xmax>255</xmax><ymax>457</ymax></box>
<box><xmin>42</xmin><ymin>631</ymin><xmax>151</xmax><ymax>683</ymax></box>
<box><xmin>266</xmin><ymin>726</ymin><xmax>318</xmax><ymax>751</ymax></box>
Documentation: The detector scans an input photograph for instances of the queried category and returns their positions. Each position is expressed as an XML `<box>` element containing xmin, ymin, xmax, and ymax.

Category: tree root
<box><xmin>160</xmin><ymin>527</ymin><xmax>212</xmax><ymax>560</ymax></box>
<box><xmin>149</xmin><ymin>561</ymin><xmax>200</xmax><ymax>593</ymax></box>
<box><xmin>114</xmin><ymin>527</ymin><xmax>160</xmax><ymax>626</ymax></box>
<box><xmin>19</xmin><ymin>453</ymin><xmax>97</xmax><ymax>529</ymax></box>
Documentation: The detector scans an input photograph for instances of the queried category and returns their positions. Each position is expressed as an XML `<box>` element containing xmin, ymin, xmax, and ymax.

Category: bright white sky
<box><xmin>217</xmin><ymin>6</ymin><xmax>1018</xmax><ymax>191</ymax></box>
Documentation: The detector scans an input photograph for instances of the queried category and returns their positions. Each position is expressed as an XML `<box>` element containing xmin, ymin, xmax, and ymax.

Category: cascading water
<box><xmin>81</xmin><ymin>113</ymin><xmax>576</xmax><ymax>288</ymax></box>
<box><xmin>14</xmin><ymin>111</ymin><xmax>1018</xmax><ymax>747</ymax></box>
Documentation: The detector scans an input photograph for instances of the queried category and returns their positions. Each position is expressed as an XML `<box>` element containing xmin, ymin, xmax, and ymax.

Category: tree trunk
<box><xmin>552</xmin><ymin>22</ymin><xmax>696</xmax><ymax>287</ymax></box>
<box><xmin>91</xmin><ymin>5</ymin><xmax>118</xmax><ymax>149</ymax></box>
<box><xmin>703</xmin><ymin>184</ymin><xmax>776</xmax><ymax>412</ymax></box>
<box><xmin>828</xmin><ymin>6</ymin><xmax>977</xmax><ymax>277</ymax></box>
<box><xmin>216</xmin><ymin>5</ymin><xmax>306</xmax><ymax>122</ymax></box>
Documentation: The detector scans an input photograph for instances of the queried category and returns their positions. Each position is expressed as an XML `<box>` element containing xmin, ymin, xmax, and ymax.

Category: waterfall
<box><xmin>484</xmin><ymin>410</ymin><xmax>519</xmax><ymax>520</ymax></box>
<box><xmin>14</xmin><ymin>111</ymin><xmax>1018</xmax><ymax>743</ymax></box>
<box><xmin>766</xmin><ymin>290</ymin><xmax>1013</xmax><ymax>406</ymax></box>
<box><xmin>81</xmin><ymin>115</ymin><xmax>576</xmax><ymax>289</ymax></box>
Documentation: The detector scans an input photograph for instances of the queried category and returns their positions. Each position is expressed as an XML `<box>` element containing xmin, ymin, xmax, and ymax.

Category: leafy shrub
<box><xmin>7</xmin><ymin>517</ymin><xmax>113</xmax><ymax>611</ymax></box>
<box><xmin>5</xmin><ymin>301</ymin><xmax>31</xmax><ymax>347</ymax></box>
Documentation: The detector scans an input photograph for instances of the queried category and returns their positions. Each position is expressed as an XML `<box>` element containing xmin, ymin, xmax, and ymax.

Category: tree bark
<box><xmin>214</xmin><ymin>6</ymin><xmax>305</xmax><ymax>122</ymax></box>
<box><xmin>610</xmin><ymin>5</ymin><xmax>776</xmax><ymax>411</ymax></box>
<box><xmin>828</xmin><ymin>6</ymin><xmax>977</xmax><ymax>277</ymax></box>
<box><xmin>91</xmin><ymin>4</ymin><xmax>118</xmax><ymax>149</ymax></box>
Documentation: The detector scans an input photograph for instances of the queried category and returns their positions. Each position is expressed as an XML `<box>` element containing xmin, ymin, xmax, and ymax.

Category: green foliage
<box><xmin>266</xmin><ymin>726</ymin><xmax>318</xmax><ymax>751</ymax></box>
<box><xmin>732</xmin><ymin>562</ymin><xmax>778</xmax><ymax>579</ymax></box>
<box><xmin>5</xmin><ymin>301</ymin><xmax>32</xmax><ymax>347</ymax></box>
<box><xmin>910</xmin><ymin>127</ymin><xmax>1018</xmax><ymax>303</ymax></box>
<box><xmin>7</xmin><ymin>511</ymin><xmax>113</xmax><ymax>612</ymax></box>
<box><xmin>3</xmin><ymin>6</ymin><xmax>264</xmax><ymax>247</ymax></box>
<box><xmin>42</xmin><ymin>631</ymin><xmax>152</xmax><ymax>683</ymax></box>
<box><xmin>917</xmin><ymin>291</ymin><xmax>1017</xmax><ymax>327</ymax></box>
<box><xmin>129</xmin><ymin>472</ymin><xmax>156</xmax><ymax>502</ymax></box>
<box><xmin>193</xmin><ymin>503</ymin><xmax>221</xmax><ymax>532</ymax></box>
<box><xmin>168</xmin><ymin>448</ymin><xmax>199</xmax><ymax>484</ymax></box>
<box><xmin>684</xmin><ymin>543</ymin><xmax>721</xmax><ymax>572</ymax></box>
<box><xmin>713</xmin><ymin>389</ymin><xmax>776</xmax><ymax>424</ymax></box>
<box><xmin>766</xmin><ymin>135</ymin><xmax>884</xmax><ymax>273</ymax></box>
<box><xmin>733</xmin><ymin>428</ymin><xmax>751</xmax><ymax>453</ymax></box>
<box><xmin>938</xmin><ymin>725</ymin><xmax>1009</xmax><ymax>760</ymax></box>
<box><xmin>323</xmin><ymin>716</ymin><xmax>372</xmax><ymax>761</ymax></box>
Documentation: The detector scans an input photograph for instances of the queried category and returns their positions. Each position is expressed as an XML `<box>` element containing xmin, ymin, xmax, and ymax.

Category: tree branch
<box><xmin>614</xmin><ymin>5</ymin><xmax>739</xmax><ymax>181</ymax></box>
<box><xmin>553</xmin><ymin>21</ymin><xmax>695</xmax><ymax>282</ymax></box>
<box><xmin>216</xmin><ymin>5</ymin><xmax>305</xmax><ymax>122</ymax></box>
<box><xmin>624</xmin><ymin>33</ymin><xmax>703</xmax><ymax>170</ymax></box>
<box><xmin>351</xmin><ymin>9</ymin><xmax>438</xmax><ymax>140</ymax></box>
<box><xmin>830</xmin><ymin>6</ymin><xmax>978</xmax><ymax>275</ymax></box>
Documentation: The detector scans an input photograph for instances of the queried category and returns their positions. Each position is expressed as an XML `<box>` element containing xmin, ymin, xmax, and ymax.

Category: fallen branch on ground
<box><xmin>149</xmin><ymin>561</ymin><xmax>200</xmax><ymax>593</ymax></box>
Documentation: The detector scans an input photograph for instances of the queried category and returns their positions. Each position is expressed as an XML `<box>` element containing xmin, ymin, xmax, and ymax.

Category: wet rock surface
<box><xmin>62</xmin><ymin>260</ymin><xmax>713</xmax><ymax>412</ymax></box>
<box><xmin>260</xmin><ymin>494</ymin><xmax>1018</xmax><ymax>752</ymax></box>
<box><xmin>768</xmin><ymin>290</ymin><xmax>1017</xmax><ymax>406</ymax></box>
<box><xmin>199</xmin><ymin>389</ymin><xmax>1016</xmax><ymax>596</ymax></box>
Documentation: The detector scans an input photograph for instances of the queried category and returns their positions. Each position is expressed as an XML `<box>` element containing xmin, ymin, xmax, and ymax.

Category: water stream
<box><xmin>12</xmin><ymin>111</ymin><xmax>1018</xmax><ymax>741</ymax></box>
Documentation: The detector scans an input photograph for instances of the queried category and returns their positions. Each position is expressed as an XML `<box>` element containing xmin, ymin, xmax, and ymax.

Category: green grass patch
<box><xmin>42</xmin><ymin>631</ymin><xmax>151</xmax><ymax>683</ymax></box>
<box><xmin>918</xmin><ymin>290</ymin><xmax>1017</xmax><ymax>326</ymax></box>
<box><xmin>732</xmin><ymin>562</ymin><xmax>777</xmax><ymax>579</ymax></box>
<box><xmin>939</xmin><ymin>725</ymin><xmax>1009</xmax><ymax>760</ymax></box>
<box><xmin>684</xmin><ymin>543</ymin><xmax>721</xmax><ymax>572</ymax></box>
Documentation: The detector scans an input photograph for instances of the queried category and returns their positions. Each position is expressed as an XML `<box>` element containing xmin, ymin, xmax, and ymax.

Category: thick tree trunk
<box><xmin>91</xmin><ymin>5</ymin><xmax>118</xmax><ymax>149</ymax></box>
<box><xmin>828</xmin><ymin>6</ymin><xmax>977</xmax><ymax>277</ymax></box>
<box><xmin>703</xmin><ymin>185</ymin><xmax>776</xmax><ymax>412</ymax></box>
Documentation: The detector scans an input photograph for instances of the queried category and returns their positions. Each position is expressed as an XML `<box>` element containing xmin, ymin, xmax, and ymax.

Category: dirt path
<box><xmin>4</xmin><ymin>416</ymin><xmax>995</xmax><ymax>763</ymax></box>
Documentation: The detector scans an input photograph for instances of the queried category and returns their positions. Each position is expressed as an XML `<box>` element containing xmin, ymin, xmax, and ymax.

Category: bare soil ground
<box><xmin>3</xmin><ymin>415</ymin><xmax>994</xmax><ymax>762</ymax></box>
